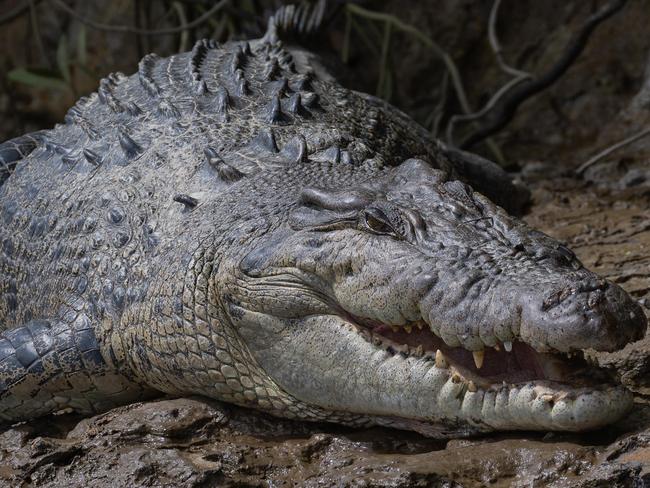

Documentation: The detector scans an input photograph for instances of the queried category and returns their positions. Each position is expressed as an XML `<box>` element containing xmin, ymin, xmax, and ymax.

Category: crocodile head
<box><xmin>227</xmin><ymin>159</ymin><xmax>646</xmax><ymax>436</ymax></box>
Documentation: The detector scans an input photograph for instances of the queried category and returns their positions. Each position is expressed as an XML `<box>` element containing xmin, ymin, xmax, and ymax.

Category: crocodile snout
<box><xmin>520</xmin><ymin>279</ymin><xmax>647</xmax><ymax>353</ymax></box>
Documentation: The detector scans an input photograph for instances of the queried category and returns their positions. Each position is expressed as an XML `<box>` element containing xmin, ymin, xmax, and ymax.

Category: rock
<box><xmin>595</xmin><ymin>337</ymin><xmax>650</xmax><ymax>396</ymax></box>
<box><xmin>620</xmin><ymin>168</ymin><xmax>648</xmax><ymax>188</ymax></box>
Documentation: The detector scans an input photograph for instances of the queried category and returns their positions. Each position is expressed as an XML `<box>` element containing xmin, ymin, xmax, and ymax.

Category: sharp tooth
<box><xmin>451</xmin><ymin>373</ymin><xmax>461</xmax><ymax>383</ymax></box>
<box><xmin>390</xmin><ymin>325</ymin><xmax>399</xmax><ymax>333</ymax></box>
<box><xmin>404</xmin><ymin>325</ymin><xmax>413</xmax><ymax>334</ymax></box>
<box><xmin>473</xmin><ymin>350</ymin><xmax>485</xmax><ymax>369</ymax></box>
<box><xmin>416</xmin><ymin>322</ymin><xmax>424</xmax><ymax>330</ymax></box>
<box><xmin>435</xmin><ymin>350</ymin><xmax>449</xmax><ymax>369</ymax></box>
<box><xmin>468</xmin><ymin>381</ymin><xmax>477</xmax><ymax>392</ymax></box>
<box><xmin>540</xmin><ymin>394</ymin><xmax>554</xmax><ymax>404</ymax></box>
<box><xmin>494</xmin><ymin>343</ymin><xmax>501</xmax><ymax>351</ymax></box>
<box><xmin>413</xmin><ymin>344</ymin><xmax>424</xmax><ymax>357</ymax></box>
<box><xmin>504</xmin><ymin>341</ymin><xmax>513</xmax><ymax>352</ymax></box>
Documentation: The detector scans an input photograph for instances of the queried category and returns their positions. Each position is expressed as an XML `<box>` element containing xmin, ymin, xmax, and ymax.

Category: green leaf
<box><xmin>77</xmin><ymin>25</ymin><xmax>87</xmax><ymax>66</ymax></box>
<box><xmin>56</xmin><ymin>35</ymin><xmax>71</xmax><ymax>83</ymax></box>
<box><xmin>7</xmin><ymin>68</ymin><xmax>69</xmax><ymax>91</ymax></box>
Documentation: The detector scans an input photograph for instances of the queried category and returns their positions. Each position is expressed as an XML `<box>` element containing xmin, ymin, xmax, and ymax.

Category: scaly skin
<box><xmin>0</xmin><ymin>30</ymin><xmax>644</xmax><ymax>436</ymax></box>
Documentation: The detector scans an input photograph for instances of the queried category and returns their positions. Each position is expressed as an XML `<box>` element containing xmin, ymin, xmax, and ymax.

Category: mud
<box><xmin>0</xmin><ymin>391</ymin><xmax>649</xmax><ymax>486</ymax></box>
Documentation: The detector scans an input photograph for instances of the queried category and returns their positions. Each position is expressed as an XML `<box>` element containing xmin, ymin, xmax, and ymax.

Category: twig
<box><xmin>376</xmin><ymin>20</ymin><xmax>391</xmax><ymax>98</ymax></box>
<box><xmin>0</xmin><ymin>0</ymin><xmax>43</xmax><ymax>25</ymax></box>
<box><xmin>346</xmin><ymin>3</ymin><xmax>473</xmax><ymax>116</ymax></box>
<box><xmin>28</xmin><ymin>0</ymin><xmax>49</xmax><ymax>68</ymax></box>
<box><xmin>445</xmin><ymin>0</ymin><xmax>533</xmax><ymax>147</ymax></box>
<box><xmin>342</xmin><ymin>8</ymin><xmax>352</xmax><ymax>63</ymax></box>
<box><xmin>488</xmin><ymin>0</ymin><xmax>532</xmax><ymax>79</ymax></box>
<box><xmin>134</xmin><ymin>0</ymin><xmax>151</xmax><ymax>59</ymax></box>
<box><xmin>576</xmin><ymin>127</ymin><xmax>650</xmax><ymax>175</ymax></box>
<box><xmin>446</xmin><ymin>74</ymin><xmax>528</xmax><ymax>143</ymax></box>
<box><xmin>172</xmin><ymin>1</ymin><xmax>189</xmax><ymax>52</ymax></box>
<box><xmin>460</xmin><ymin>0</ymin><xmax>628</xmax><ymax>150</ymax></box>
<box><xmin>49</xmin><ymin>0</ymin><xmax>229</xmax><ymax>35</ymax></box>
<box><xmin>430</xmin><ymin>70</ymin><xmax>449</xmax><ymax>137</ymax></box>
<box><xmin>345</xmin><ymin>4</ymin><xmax>504</xmax><ymax>163</ymax></box>
<box><xmin>348</xmin><ymin>15</ymin><xmax>381</xmax><ymax>58</ymax></box>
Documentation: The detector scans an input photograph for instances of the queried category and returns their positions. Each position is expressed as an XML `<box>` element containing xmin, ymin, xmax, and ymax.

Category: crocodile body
<box><xmin>0</xmin><ymin>23</ymin><xmax>645</xmax><ymax>436</ymax></box>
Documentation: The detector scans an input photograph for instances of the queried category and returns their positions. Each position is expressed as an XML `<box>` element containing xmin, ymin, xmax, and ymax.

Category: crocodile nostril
<box><xmin>542</xmin><ymin>285</ymin><xmax>575</xmax><ymax>311</ymax></box>
<box><xmin>578</xmin><ymin>278</ymin><xmax>608</xmax><ymax>293</ymax></box>
<box><xmin>541</xmin><ymin>278</ymin><xmax>610</xmax><ymax>312</ymax></box>
<box><xmin>588</xmin><ymin>291</ymin><xmax>605</xmax><ymax>308</ymax></box>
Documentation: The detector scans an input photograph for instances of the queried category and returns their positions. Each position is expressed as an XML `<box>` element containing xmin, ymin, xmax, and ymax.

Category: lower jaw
<box><xmin>448</xmin><ymin>378</ymin><xmax>632</xmax><ymax>432</ymax></box>
<box><xmin>371</xmin><ymin>381</ymin><xmax>633</xmax><ymax>437</ymax></box>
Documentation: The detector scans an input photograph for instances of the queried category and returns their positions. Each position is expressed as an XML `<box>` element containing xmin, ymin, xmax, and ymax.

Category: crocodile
<box><xmin>0</xmin><ymin>11</ymin><xmax>646</xmax><ymax>437</ymax></box>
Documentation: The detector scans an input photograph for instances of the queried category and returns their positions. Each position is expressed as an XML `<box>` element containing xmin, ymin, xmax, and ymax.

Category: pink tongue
<box><xmin>371</xmin><ymin>325</ymin><xmax>546</xmax><ymax>381</ymax></box>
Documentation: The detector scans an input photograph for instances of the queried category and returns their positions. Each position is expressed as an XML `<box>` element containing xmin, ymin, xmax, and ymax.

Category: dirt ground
<box><xmin>2</xmin><ymin>0</ymin><xmax>650</xmax><ymax>486</ymax></box>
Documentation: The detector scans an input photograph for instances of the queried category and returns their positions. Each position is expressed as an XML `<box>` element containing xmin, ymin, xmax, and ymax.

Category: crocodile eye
<box><xmin>363</xmin><ymin>208</ymin><xmax>397</xmax><ymax>237</ymax></box>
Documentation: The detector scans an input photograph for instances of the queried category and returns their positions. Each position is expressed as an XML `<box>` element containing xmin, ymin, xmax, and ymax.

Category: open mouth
<box><xmin>348</xmin><ymin>315</ymin><xmax>618</xmax><ymax>398</ymax></box>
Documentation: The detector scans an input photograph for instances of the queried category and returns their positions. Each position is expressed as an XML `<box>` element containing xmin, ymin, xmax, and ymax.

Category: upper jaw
<box><xmin>417</xmin><ymin>269</ymin><xmax>646</xmax><ymax>355</ymax></box>
<box><xmin>519</xmin><ymin>278</ymin><xmax>646</xmax><ymax>353</ymax></box>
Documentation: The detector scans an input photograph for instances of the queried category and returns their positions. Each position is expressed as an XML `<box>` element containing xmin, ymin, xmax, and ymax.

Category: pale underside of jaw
<box><xmin>343</xmin><ymin>316</ymin><xmax>633</xmax><ymax>432</ymax></box>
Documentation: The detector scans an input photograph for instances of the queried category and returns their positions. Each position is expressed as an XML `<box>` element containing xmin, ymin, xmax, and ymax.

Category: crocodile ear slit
<box><xmin>299</xmin><ymin>187</ymin><xmax>372</xmax><ymax>212</ymax></box>
<box><xmin>288</xmin><ymin>186</ymin><xmax>373</xmax><ymax>230</ymax></box>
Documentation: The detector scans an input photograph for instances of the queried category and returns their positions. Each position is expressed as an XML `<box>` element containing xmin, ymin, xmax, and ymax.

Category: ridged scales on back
<box><xmin>0</xmin><ymin>28</ymin><xmax>540</xmax><ymax>430</ymax></box>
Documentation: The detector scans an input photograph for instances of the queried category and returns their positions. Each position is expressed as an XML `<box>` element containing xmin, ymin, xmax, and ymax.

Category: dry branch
<box><xmin>459</xmin><ymin>0</ymin><xmax>628</xmax><ymax>150</ymax></box>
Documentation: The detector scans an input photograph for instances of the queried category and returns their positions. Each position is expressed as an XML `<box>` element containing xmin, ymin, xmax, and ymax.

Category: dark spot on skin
<box><xmin>305</xmin><ymin>238</ymin><xmax>322</xmax><ymax>249</ymax></box>
<box><xmin>109</xmin><ymin>207</ymin><xmax>126</xmax><ymax>224</ymax></box>
<box><xmin>172</xmin><ymin>297</ymin><xmax>183</xmax><ymax>315</ymax></box>
<box><xmin>113</xmin><ymin>287</ymin><xmax>125</xmax><ymax>309</ymax></box>
<box><xmin>114</xmin><ymin>232</ymin><xmax>130</xmax><ymax>248</ymax></box>
<box><xmin>173</xmin><ymin>194</ymin><xmax>199</xmax><ymax>209</ymax></box>
<box><xmin>228</xmin><ymin>303</ymin><xmax>245</xmax><ymax>320</ymax></box>
<box><xmin>74</xmin><ymin>276</ymin><xmax>88</xmax><ymax>294</ymax></box>
<box><xmin>83</xmin><ymin>216</ymin><xmax>98</xmax><ymax>233</ymax></box>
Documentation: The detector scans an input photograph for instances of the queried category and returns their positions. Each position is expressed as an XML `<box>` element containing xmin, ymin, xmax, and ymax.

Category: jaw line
<box><xmin>337</xmin><ymin>314</ymin><xmax>634</xmax><ymax>432</ymax></box>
